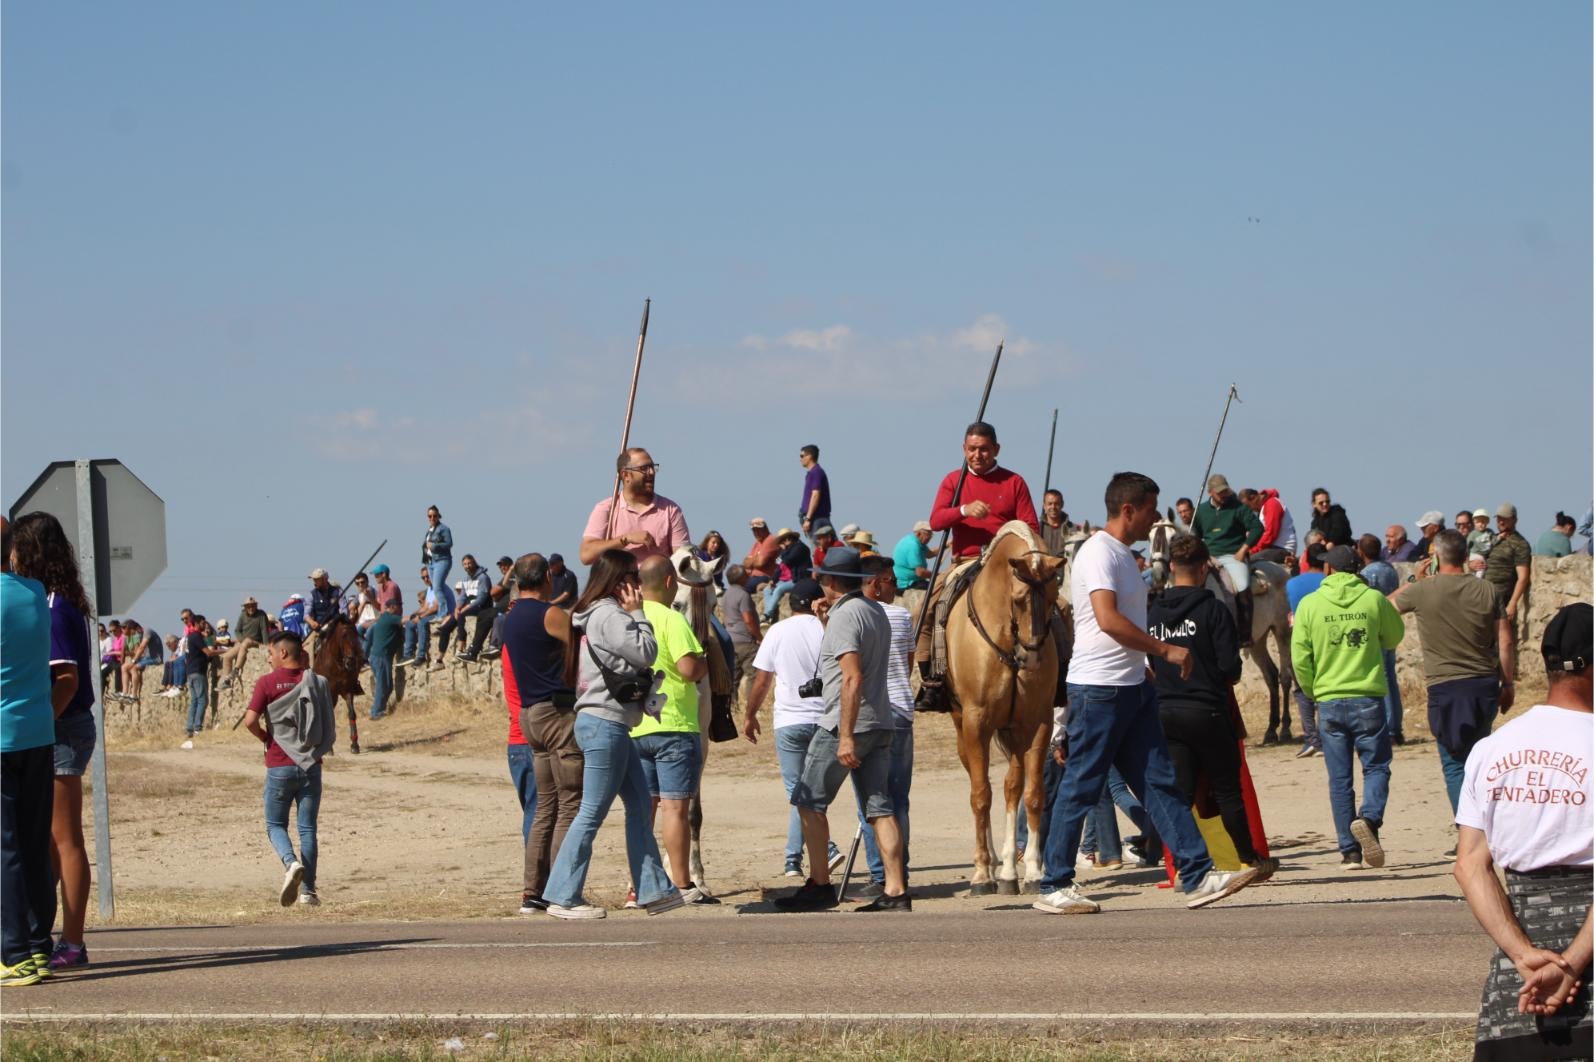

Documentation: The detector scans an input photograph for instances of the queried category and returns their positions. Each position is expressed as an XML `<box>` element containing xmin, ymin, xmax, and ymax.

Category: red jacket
<box><xmin>1257</xmin><ymin>488</ymin><xmax>1288</xmax><ymax>550</ymax></box>
<box><xmin>929</xmin><ymin>466</ymin><xmax>1040</xmax><ymax>558</ymax></box>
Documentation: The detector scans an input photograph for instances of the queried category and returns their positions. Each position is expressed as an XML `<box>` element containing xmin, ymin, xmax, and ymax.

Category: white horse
<box><xmin>668</xmin><ymin>546</ymin><xmax>731</xmax><ymax>892</ymax></box>
<box><xmin>1147</xmin><ymin>517</ymin><xmax>1295</xmax><ymax>744</ymax></box>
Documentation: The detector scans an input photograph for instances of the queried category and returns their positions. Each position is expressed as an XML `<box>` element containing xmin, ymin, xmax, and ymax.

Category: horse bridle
<box><xmin>965</xmin><ymin>549</ymin><xmax>1056</xmax><ymax>673</ymax></box>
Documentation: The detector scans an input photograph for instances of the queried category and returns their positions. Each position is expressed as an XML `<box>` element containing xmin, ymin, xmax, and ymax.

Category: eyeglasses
<box><xmin>624</xmin><ymin>463</ymin><xmax>660</xmax><ymax>473</ymax></box>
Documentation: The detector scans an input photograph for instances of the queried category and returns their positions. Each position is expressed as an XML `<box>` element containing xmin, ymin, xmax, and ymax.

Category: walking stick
<box><xmin>1042</xmin><ymin>407</ymin><xmax>1058</xmax><ymax>495</ymax></box>
<box><xmin>912</xmin><ymin>341</ymin><xmax>1004</xmax><ymax>643</ymax></box>
<box><xmin>1196</xmin><ymin>384</ymin><xmax>1241</xmax><ymax>505</ymax></box>
<box><xmin>605</xmin><ymin>298</ymin><xmax>652</xmax><ymax>539</ymax></box>
<box><xmin>835</xmin><ymin>823</ymin><xmax>864</xmax><ymax>903</ymax></box>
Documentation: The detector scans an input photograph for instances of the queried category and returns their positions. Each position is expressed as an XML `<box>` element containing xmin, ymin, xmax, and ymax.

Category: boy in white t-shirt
<box><xmin>741</xmin><ymin>579</ymin><xmax>840</xmax><ymax>879</ymax></box>
<box><xmin>1034</xmin><ymin>472</ymin><xmax>1257</xmax><ymax>916</ymax></box>
<box><xmin>1455</xmin><ymin>602</ymin><xmax>1592</xmax><ymax>1058</ymax></box>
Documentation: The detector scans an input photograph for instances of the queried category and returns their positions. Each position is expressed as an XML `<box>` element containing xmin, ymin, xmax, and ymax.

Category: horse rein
<box><xmin>965</xmin><ymin>549</ymin><xmax>1056</xmax><ymax>673</ymax></box>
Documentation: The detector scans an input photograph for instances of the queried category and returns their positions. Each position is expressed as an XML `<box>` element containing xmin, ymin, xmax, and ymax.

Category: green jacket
<box><xmin>1193</xmin><ymin>496</ymin><xmax>1263</xmax><ymax>556</ymax></box>
<box><xmin>1291</xmin><ymin>573</ymin><xmax>1405</xmax><ymax>702</ymax></box>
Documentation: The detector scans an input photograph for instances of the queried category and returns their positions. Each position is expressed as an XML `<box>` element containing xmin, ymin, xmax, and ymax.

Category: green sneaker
<box><xmin>30</xmin><ymin>952</ymin><xmax>53</xmax><ymax>979</ymax></box>
<box><xmin>1</xmin><ymin>957</ymin><xmax>43</xmax><ymax>987</ymax></box>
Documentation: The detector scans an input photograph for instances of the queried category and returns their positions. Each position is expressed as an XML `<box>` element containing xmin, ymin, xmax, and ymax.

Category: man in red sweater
<box><xmin>914</xmin><ymin>421</ymin><xmax>1041</xmax><ymax>711</ymax></box>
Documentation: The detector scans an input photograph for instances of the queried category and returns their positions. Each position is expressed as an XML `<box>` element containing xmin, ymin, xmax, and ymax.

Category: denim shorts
<box><xmin>53</xmin><ymin>711</ymin><xmax>97</xmax><ymax>777</ymax></box>
<box><xmin>792</xmin><ymin>726</ymin><xmax>895</xmax><ymax>818</ymax></box>
<box><xmin>634</xmin><ymin>731</ymin><xmax>701</xmax><ymax>800</ymax></box>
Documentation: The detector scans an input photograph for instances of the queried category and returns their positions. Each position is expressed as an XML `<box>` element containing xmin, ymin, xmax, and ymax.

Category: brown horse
<box><xmin>312</xmin><ymin>615</ymin><xmax>367</xmax><ymax>754</ymax></box>
<box><xmin>944</xmin><ymin>522</ymin><xmax>1064</xmax><ymax>895</ymax></box>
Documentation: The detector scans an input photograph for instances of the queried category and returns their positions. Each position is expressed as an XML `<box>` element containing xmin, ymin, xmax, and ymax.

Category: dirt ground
<box><xmin>83</xmin><ymin>672</ymin><xmax>1492</xmax><ymax>926</ymax></box>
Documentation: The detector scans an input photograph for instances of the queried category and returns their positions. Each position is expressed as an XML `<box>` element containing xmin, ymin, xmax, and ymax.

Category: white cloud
<box><xmin>741</xmin><ymin>324</ymin><xmax>854</xmax><ymax>353</ymax></box>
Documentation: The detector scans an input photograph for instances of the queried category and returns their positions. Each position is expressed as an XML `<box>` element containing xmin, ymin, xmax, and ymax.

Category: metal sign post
<box><xmin>75</xmin><ymin>461</ymin><xmax>115</xmax><ymax>918</ymax></box>
<box><xmin>11</xmin><ymin>458</ymin><xmax>168</xmax><ymax>921</ymax></box>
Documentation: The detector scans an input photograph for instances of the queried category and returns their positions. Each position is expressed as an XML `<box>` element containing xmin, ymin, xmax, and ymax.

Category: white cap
<box><xmin>309</xmin><ymin>567</ymin><xmax>328</xmax><ymax>579</ymax></box>
<box><xmin>913</xmin><ymin>520</ymin><xmax>933</xmax><ymax>534</ymax></box>
<box><xmin>1415</xmin><ymin>511</ymin><xmax>1444</xmax><ymax>529</ymax></box>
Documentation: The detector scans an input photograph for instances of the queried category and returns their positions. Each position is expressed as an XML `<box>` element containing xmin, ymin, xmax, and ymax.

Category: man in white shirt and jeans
<box><xmin>1035</xmin><ymin>471</ymin><xmax>1258</xmax><ymax>914</ymax></box>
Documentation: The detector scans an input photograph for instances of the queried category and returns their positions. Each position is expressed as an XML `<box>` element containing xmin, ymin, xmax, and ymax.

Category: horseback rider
<box><xmin>913</xmin><ymin>420</ymin><xmax>1041</xmax><ymax>712</ymax></box>
<box><xmin>1191</xmin><ymin>474</ymin><xmax>1263</xmax><ymax>648</ymax></box>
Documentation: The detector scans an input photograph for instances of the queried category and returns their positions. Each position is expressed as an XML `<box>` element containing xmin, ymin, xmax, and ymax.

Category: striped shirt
<box><xmin>881</xmin><ymin>602</ymin><xmax>915</xmax><ymax>723</ymax></box>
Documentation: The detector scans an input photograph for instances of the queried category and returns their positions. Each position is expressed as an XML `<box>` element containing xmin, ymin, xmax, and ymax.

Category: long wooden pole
<box><xmin>605</xmin><ymin>298</ymin><xmax>651</xmax><ymax>539</ymax></box>
<box><xmin>1042</xmin><ymin>407</ymin><xmax>1058</xmax><ymax>495</ymax></box>
<box><xmin>1196</xmin><ymin>383</ymin><xmax>1240</xmax><ymax>505</ymax></box>
<box><xmin>913</xmin><ymin>340</ymin><xmax>1004</xmax><ymax>642</ymax></box>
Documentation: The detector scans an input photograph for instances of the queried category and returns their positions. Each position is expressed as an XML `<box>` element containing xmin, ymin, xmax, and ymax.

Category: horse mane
<box><xmin>987</xmin><ymin>520</ymin><xmax>1046</xmax><ymax>557</ymax></box>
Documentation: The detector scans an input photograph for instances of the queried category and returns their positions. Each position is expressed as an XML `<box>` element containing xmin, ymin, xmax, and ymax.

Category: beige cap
<box><xmin>309</xmin><ymin>567</ymin><xmax>328</xmax><ymax>580</ymax></box>
<box><xmin>749</xmin><ymin>517</ymin><xmax>768</xmax><ymax>529</ymax></box>
<box><xmin>913</xmin><ymin>520</ymin><xmax>933</xmax><ymax>534</ymax></box>
<box><xmin>243</xmin><ymin>596</ymin><xmax>257</xmax><ymax>606</ymax></box>
<box><xmin>1496</xmin><ymin>503</ymin><xmax>1517</xmax><ymax>519</ymax></box>
<box><xmin>1472</xmin><ymin>508</ymin><xmax>1489</xmax><ymax>519</ymax></box>
<box><xmin>1206</xmin><ymin>473</ymin><xmax>1230</xmax><ymax>494</ymax></box>
<box><xmin>775</xmin><ymin>527</ymin><xmax>798</xmax><ymax>541</ymax></box>
<box><xmin>852</xmin><ymin>531</ymin><xmax>877</xmax><ymax>547</ymax></box>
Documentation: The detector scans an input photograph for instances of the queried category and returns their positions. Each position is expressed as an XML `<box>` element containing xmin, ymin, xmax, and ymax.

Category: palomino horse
<box><xmin>312</xmin><ymin>615</ymin><xmax>367</xmax><ymax>754</ymax></box>
<box><xmin>669</xmin><ymin>546</ymin><xmax>732</xmax><ymax>892</ymax></box>
<box><xmin>944</xmin><ymin>522</ymin><xmax>1064</xmax><ymax>895</ymax></box>
<box><xmin>1146</xmin><ymin>517</ymin><xmax>1295</xmax><ymax>743</ymax></box>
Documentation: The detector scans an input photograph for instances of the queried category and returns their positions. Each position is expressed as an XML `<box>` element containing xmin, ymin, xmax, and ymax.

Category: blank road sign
<box><xmin>8</xmin><ymin>459</ymin><xmax>167</xmax><ymax>615</ymax></box>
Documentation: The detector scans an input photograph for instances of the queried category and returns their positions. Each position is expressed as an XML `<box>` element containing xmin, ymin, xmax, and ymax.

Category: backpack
<box><xmin>265</xmin><ymin>672</ymin><xmax>337</xmax><ymax>770</ymax></box>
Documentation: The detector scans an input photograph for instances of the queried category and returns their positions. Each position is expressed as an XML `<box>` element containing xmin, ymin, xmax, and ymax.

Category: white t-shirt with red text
<box><xmin>1456</xmin><ymin>704</ymin><xmax>1593</xmax><ymax>871</ymax></box>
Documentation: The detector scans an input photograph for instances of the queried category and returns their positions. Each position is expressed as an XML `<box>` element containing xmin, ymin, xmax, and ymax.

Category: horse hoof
<box><xmin>1021</xmin><ymin>880</ymin><xmax>1041</xmax><ymax>895</ymax></box>
<box><xmin>1280</xmin><ymin>728</ymin><xmax>1295</xmax><ymax>743</ymax></box>
<box><xmin>350</xmin><ymin>743</ymin><xmax>361</xmax><ymax>755</ymax></box>
<box><xmin>1260</xmin><ymin>731</ymin><xmax>1279</xmax><ymax>747</ymax></box>
<box><xmin>969</xmin><ymin>881</ymin><xmax>997</xmax><ymax>897</ymax></box>
<box><xmin>995</xmin><ymin>879</ymin><xmax>1020</xmax><ymax>896</ymax></box>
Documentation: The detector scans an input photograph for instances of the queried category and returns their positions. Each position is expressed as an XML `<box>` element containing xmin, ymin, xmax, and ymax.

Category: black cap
<box><xmin>788</xmin><ymin>578</ymin><xmax>823</xmax><ymax>611</ymax></box>
<box><xmin>497</xmin><ymin>555</ymin><xmax>513</xmax><ymax>567</ymax></box>
<box><xmin>1542</xmin><ymin>603</ymin><xmax>1591</xmax><ymax>674</ymax></box>
<box><xmin>548</xmin><ymin>553</ymin><xmax>564</xmax><ymax>565</ymax></box>
<box><xmin>1321</xmin><ymin>545</ymin><xmax>1359</xmax><ymax>573</ymax></box>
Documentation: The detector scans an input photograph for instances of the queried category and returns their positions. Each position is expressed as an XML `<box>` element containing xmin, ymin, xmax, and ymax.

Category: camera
<box><xmin>798</xmin><ymin>676</ymin><xmax>824</xmax><ymax>699</ymax></box>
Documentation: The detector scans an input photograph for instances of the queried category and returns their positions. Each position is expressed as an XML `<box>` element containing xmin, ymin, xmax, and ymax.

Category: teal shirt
<box><xmin>1535</xmin><ymin>529</ymin><xmax>1573</xmax><ymax>558</ymax></box>
<box><xmin>0</xmin><ymin>572</ymin><xmax>56</xmax><ymax>752</ymax></box>
<box><xmin>368</xmin><ymin>612</ymin><xmax>403</xmax><ymax>657</ymax></box>
<box><xmin>893</xmin><ymin>533</ymin><xmax>931</xmax><ymax>589</ymax></box>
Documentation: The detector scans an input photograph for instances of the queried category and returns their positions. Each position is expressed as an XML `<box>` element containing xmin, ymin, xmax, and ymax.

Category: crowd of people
<box><xmin>2</xmin><ymin>438</ymin><xmax>1588</xmax><ymax>1058</ymax></box>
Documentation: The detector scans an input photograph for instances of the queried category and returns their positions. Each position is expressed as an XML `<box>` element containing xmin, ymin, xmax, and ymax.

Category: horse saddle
<box><xmin>928</xmin><ymin>556</ymin><xmax>984</xmax><ymax>681</ymax></box>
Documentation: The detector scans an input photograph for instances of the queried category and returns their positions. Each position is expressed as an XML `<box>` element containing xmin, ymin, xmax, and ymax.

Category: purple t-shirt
<box><xmin>800</xmin><ymin>464</ymin><xmax>831</xmax><ymax>521</ymax></box>
<box><xmin>48</xmin><ymin>594</ymin><xmax>96</xmax><ymax>719</ymax></box>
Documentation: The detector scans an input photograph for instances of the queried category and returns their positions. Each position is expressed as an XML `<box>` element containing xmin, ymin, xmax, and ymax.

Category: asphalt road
<box><xmin>3</xmin><ymin>899</ymin><xmax>1489</xmax><ymax>1027</ymax></box>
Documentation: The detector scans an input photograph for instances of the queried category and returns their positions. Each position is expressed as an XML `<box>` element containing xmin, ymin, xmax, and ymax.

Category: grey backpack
<box><xmin>265</xmin><ymin>672</ymin><xmax>336</xmax><ymax>769</ymax></box>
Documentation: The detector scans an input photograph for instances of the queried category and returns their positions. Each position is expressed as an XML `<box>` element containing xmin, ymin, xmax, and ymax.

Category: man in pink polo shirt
<box><xmin>580</xmin><ymin>447</ymin><xmax>691</xmax><ymax>565</ymax></box>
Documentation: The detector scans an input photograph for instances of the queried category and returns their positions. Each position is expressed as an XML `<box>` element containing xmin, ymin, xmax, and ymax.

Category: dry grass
<box><xmin>0</xmin><ymin>1020</ymin><xmax>1475</xmax><ymax>1061</ymax></box>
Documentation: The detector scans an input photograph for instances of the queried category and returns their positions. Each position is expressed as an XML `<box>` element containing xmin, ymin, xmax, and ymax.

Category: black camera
<box><xmin>798</xmin><ymin>676</ymin><xmax>824</xmax><ymax>698</ymax></box>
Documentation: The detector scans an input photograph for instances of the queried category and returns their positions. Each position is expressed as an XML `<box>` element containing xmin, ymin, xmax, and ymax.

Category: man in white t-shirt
<box><xmin>855</xmin><ymin>557</ymin><xmax>916</xmax><ymax>894</ymax></box>
<box><xmin>1455</xmin><ymin>602</ymin><xmax>1592</xmax><ymax>1058</ymax></box>
<box><xmin>741</xmin><ymin>579</ymin><xmax>841</xmax><ymax>879</ymax></box>
<box><xmin>1034</xmin><ymin>471</ymin><xmax>1258</xmax><ymax>915</ymax></box>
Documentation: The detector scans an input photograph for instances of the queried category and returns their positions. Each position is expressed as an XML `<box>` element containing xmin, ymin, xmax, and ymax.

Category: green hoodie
<box><xmin>1291</xmin><ymin>572</ymin><xmax>1405</xmax><ymax>702</ymax></box>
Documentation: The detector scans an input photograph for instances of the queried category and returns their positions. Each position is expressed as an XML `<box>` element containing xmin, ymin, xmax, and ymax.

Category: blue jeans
<box><xmin>185</xmin><ymin>672</ymin><xmax>208</xmax><ymax>735</ymax></box>
<box><xmin>1040</xmin><ymin>682</ymin><xmax>1215</xmax><ymax>893</ymax></box>
<box><xmin>541</xmin><ymin>713</ymin><xmax>676</xmax><ymax>909</ymax></box>
<box><xmin>428</xmin><ymin>558</ymin><xmax>456</xmax><ymax>617</ymax></box>
<box><xmin>369</xmin><ymin>651</ymin><xmax>394</xmax><ymax>719</ymax></box>
<box><xmin>763</xmin><ymin>580</ymin><xmax>795</xmax><ymax>620</ymax></box>
<box><xmin>1316</xmin><ymin>696</ymin><xmax>1392</xmax><ymax>857</ymax></box>
<box><xmin>402</xmin><ymin>620</ymin><xmax>430</xmax><ymax>662</ymax></box>
<box><xmin>1078</xmin><ymin>769</ymin><xmax>1156</xmax><ymax>863</ymax></box>
<box><xmin>506</xmin><ymin>743</ymin><xmax>537</xmax><ymax>843</ymax></box>
<box><xmin>1293</xmin><ymin>685</ymin><xmax>1319</xmax><ymax>748</ymax></box>
<box><xmin>1381</xmin><ymin>650</ymin><xmax>1404</xmax><ymax>739</ymax></box>
<box><xmin>774</xmin><ymin>723</ymin><xmax>839</xmax><ymax>870</ymax></box>
<box><xmin>264</xmin><ymin>764</ymin><xmax>321</xmax><ymax>889</ymax></box>
<box><xmin>858</xmin><ymin>720</ymin><xmax>914</xmax><ymax>884</ymax></box>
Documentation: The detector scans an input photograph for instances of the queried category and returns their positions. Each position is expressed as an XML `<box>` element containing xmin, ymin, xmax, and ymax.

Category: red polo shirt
<box><xmin>929</xmin><ymin>465</ymin><xmax>1041</xmax><ymax>558</ymax></box>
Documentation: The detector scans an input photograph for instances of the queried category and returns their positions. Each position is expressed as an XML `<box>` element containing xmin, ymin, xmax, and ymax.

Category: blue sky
<box><xmin>4</xmin><ymin>3</ymin><xmax>1589</xmax><ymax>627</ymax></box>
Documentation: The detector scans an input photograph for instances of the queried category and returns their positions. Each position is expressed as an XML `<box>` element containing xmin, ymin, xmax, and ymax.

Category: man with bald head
<box><xmin>1384</xmin><ymin>525</ymin><xmax>1420</xmax><ymax>563</ymax></box>
<box><xmin>632</xmin><ymin>555</ymin><xmax>714</xmax><ymax>903</ymax></box>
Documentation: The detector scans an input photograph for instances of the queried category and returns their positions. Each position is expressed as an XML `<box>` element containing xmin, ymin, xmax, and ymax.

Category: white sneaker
<box><xmin>1033</xmin><ymin>885</ymin><xmax>1101</xmax><ymax>915</ymax></box>
<box><xmin>1350</xmin><ymin>818</ymin><xmax>1384</xmax><ymax>868</ymax></box>
<box><xmin>827</xmin><ymin>849</ymin><xmax>846</xmax><ymax>872</ymax></box>
<box><xmin>179</xmin><ymin>739</ymin><xmax>194</xmax><ymax>750</ymax></box>
<box><xmin>298</xmin><ymin>890</ymin><xmax>320</xmax><ymax>907</ymax></box>
<box><xmin>279</xmin><ymin>861</ymin><xmax>305</xmax><ymax>907</ymax></box>
<box><xmin>546</xmin><ymin>903</ymin><xmax>606</xmax><ymax>920</ymax></box>
<box><xmin>644</xmin><ymin>891</ymin><xmax>685</xmax><ymax>916</ymax></box>
<box><xmin>1185</xmin><ymin>866</ymin><xmax>1258</xmax><ymax>910</ymax></box>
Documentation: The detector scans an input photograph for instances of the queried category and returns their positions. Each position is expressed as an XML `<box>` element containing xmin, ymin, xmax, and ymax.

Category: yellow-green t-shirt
<box><xmin>630</xmin><ymin>600</ymin><xmax>704</xmax><ymax>737</ymax></box>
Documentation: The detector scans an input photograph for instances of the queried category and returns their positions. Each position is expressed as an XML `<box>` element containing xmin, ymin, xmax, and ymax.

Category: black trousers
<box><xmin>1158</xmin><ymin>702</ymin><xmax>1258</xmax><ymax>864</ymax></box>
<box><xmin>1</xmin><ymin>745</ymin><xmax>56</xmax><ymax>965</ymax></box>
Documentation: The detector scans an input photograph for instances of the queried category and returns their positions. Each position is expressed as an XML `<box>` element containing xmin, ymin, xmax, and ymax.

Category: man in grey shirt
<box><xmin>776</xmin><ymin>547</ymin><xmax>909</xmax><ymax>913</ymax></box>
<box><xmin>719</xmin><ymin>565</ymin><xmax>762</xmax><ymax>707</ymax></box>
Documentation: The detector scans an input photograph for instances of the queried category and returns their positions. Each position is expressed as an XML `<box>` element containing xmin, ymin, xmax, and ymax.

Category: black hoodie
<box><xmin>1310</xmin><ymin>503</ymin><xmax>1353</xmax><ymax>547</ymax></box>
<box><xmin>1147</xmin><ymin>585</ymin><xmax>1242</xmax><ymax>711</ymax></box>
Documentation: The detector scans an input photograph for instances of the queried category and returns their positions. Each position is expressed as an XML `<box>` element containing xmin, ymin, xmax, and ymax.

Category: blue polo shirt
<box><xmin>48</xmin><ymin>593</ymin><xmax>96</xmax><ymax>719</ymax></box>
<box><xmin>1</xmin><ymin>572</ymin><xmax>56</xmax><ymax>752</ymax></box>
<box><xmin>1286</xmin><ymin>570</ymin><xmax>1325</xmax><ymax>616</ymax></box>
<box><xmin>893</xmin><ymin>532</ymin><xmax>931</xmax><ymax>589</ymax></box>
